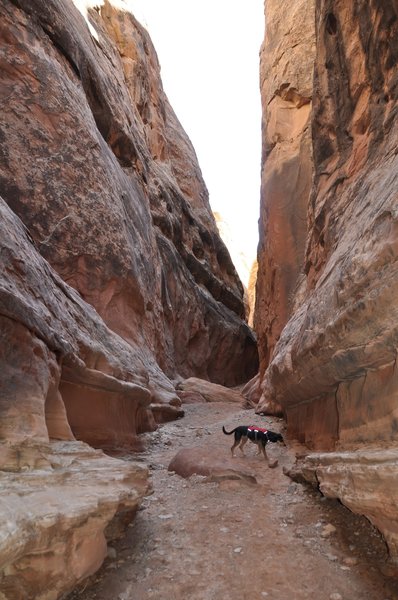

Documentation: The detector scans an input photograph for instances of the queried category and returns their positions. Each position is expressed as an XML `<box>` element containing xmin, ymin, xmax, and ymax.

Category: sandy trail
<box><xmin>68</xmin><ymin>402</ymin><xmax>398</xmax><ymax>600</ymax></box>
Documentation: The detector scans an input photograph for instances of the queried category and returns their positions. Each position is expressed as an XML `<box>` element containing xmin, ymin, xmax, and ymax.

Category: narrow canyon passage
<box><xmin>67</xmin><ymin>403</ymin><xmax>398</xmax><ymax>600</ymax></box>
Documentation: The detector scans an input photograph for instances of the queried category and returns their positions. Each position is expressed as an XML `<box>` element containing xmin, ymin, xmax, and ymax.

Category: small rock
<box><xmin>325</xmin><ymin>553</ymin><xmax>338</xmax><ymax>562</ymax></box>
<box><xmin>285</xmin><ymin>514</ymin><xmax>294</xmax><ymax>523</ymax></box>
<box><xmin>340</xmin><ymin>565</ymin><xmax>351</xmax><ymax>571</ymax></box>
<box><xmin>219</xmin><ymin>527</ymin><xmax>229</xmax><ymax>533</ymax></box>
<box><xmin>107</xmin><ymin>546</ymin><xmax>117</xmax><ymax>560</ymax></box>
<box><xmin>321</xmin><ymin>524</ymin><xmax>337</xmax><ymax>537</ymax></box>
<box><xmin>329</xmin><ymin>594</ymin><xmax>342</xmax><ymax>600</ymax></box>
<box><xmin>234</xmin><ymin>547</ymin><xmax>242</xmax><ymax>553</ymax></box>
<box><xmin>343</xmin><ymin>557</ymin><xmax>358</xmax><ymax>566</ymax></box>
<box><xmin>158</xmin><ymin>514</ymin><xmax>174</xmax><ymax>520</ymax></box>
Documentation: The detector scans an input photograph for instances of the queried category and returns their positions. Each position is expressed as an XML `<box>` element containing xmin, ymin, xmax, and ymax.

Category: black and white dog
<box><xmin>222</xmin><ymin>425</ymin><xmax>285</xmax><ymax>467</ymax></box>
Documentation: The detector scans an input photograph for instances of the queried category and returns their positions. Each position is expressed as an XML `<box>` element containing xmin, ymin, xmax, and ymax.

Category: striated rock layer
<box><xmin>0</xmin><ymin>0</ymin><xmax>257</xmax><ymax>394</ymax></box>
<box><xmin>256</xmin><ymin>0</ymin><xmax>398</xmax><ymax>561</ymax></box>
<box><xmin>0</xmin><ymin>441</ymin><xmax>149</xmax><ymax>599</ymax></box>
<box><xmin>0</xmin><ymin>198</ymin><xmax>154</xmax><ymax>596</ymax></box>
<box><xmin>0</xmin><ymin>0</ymin><xmax>258</xmax><ymax>596</ymax></box>
<box><xmin>255</xmin><ymin>0</ymin><xmax>315</xmax><ymax>373</ymax></box>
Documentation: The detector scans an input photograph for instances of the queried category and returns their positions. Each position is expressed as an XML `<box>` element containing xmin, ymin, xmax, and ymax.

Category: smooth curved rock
<box><xmin>287</xmin><ymin>449</ymin><xmax>398</xmax><ymax>562</ymax></box>
<box><xmin>0</xmin><ymin>441</ymin><xmax>149</xmax><ymax>598</ymax></box>
<box><xmin>255</xmin><ymin>0</ymin><xmax>398</xmax><ymax>563</ymax></box>
<box><xmin>168</xmin><ymin>446</ymin><xmax>257</xmax><ymax>484</ymax></box>
<box><xmin>0</xmin><ymin>0</ymin><xmax>257</xmax><ymax>389</ymax></box>
<box><xmin>255</xmin><ymin>0</ymin><xmax>315</xmax><ymax>374</ymax></box>
<box><xmin>177</xmin><ymin>378</ymin><xmax>245</xmax><ymax>404</ymax></box>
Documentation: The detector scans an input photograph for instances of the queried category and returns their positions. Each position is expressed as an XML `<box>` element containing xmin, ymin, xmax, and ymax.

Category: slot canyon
<box><xmin>1</xmin><ymin>1</ymin><xmax>398</xmax><ymax>599</ymax></box>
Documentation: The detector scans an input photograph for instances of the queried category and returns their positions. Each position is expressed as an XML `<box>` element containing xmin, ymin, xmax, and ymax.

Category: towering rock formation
<box><xmin>0</xmin><ymin>0</ymin><xmax>258</xmax><ymax>595</ymax></box>
<box><xmin>256</xmin><ymin>0</ymin><xmax>398</xmax><ymax>562</ymax></box>
<box><xmin>255</xmin><ymin>0</ymin><xmax>315</xmax><ymax>373</ymax></box>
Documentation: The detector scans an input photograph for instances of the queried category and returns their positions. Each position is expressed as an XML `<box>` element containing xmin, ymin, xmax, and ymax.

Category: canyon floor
<box><xmin>67</xmin><ymin>402</ymin><xmax>398</xmax><ymax>600</ymax></box>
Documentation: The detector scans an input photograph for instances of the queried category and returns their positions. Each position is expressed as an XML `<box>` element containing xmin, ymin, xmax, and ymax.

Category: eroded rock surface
<box><xmin>255</xmin><ymin>0</ymin><xmax>398</xmax><ymax>562</ymax></box>
<box><xmin>0</xmin><ymin>441</ymin><xmax>149</xmax><ymax>599</ymax></box>
<box><xmin>254</xmin><ymin>0</ymin><xmax>315</xmax><ymax>372</ymax></box>
<box><xmin>286</xmin><ymin>449</ymin><xmax>398</xmax><ymax>562</ymax></box>
<box><xmin>0</xmin><ymin>0</ymin><xmax>257</xmax><ymax>388</ymax></box>
<box><xmin>0</xmin><ymin>198</ymin><xmax>153</xmax><ymax>596</ymax></box>
<box><xmin>0</xmin><ymin>1</ymin><xmax>258</xmax><ymax>596</ymax></box>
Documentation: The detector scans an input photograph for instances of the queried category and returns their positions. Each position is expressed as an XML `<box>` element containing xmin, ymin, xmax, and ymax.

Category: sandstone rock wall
<box><xmin>0</xmin><ymin>197</ymin><xmax>152</xmax><ymax>596</ymax></box>
<box><xmin>0</xmin><ymin>1</ymin><xmax>258</xmax><ymax>595</ymax></box>
<box><xmin>0</xmin><ymin>0</ymin><xmax>257</xmax><ymax>392</ymax></box>
<box><xmin>255</xmin><ymin>0</ymin><xmax>315</xmax><ymax>373</ymax></box>
<box><xmin>256</xmin><ymin>0</ymin><xmax>398</xmax><ymax>561</ymax></box>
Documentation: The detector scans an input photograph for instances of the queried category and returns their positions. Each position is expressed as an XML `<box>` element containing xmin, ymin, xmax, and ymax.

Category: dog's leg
<box><xmin>238</xmin><ymin>437</ymin><xmax>248</xmax><ymax>455</ymax></box>
<box><xmin>260</xmin><ymin>444</ymin><xmax>278</xmax><ymax>468</ymax></box>
<box><xmin>230</xmin><ymin>438</ymin><xmax>240</xmax><ymax>458</ymax></box>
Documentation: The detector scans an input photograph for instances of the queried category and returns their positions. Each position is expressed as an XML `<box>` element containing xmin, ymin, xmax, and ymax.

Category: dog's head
<box><xmin>268</xmin><ymin>431</ymin><xmax>285</xmax><ymax>445</ymax></box>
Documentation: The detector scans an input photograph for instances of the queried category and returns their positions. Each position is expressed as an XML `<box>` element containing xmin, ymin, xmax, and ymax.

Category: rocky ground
<box><xmin>67</xmin><ymin>402</ymin><xmax>398</xmax><ymax>600</ymax></box>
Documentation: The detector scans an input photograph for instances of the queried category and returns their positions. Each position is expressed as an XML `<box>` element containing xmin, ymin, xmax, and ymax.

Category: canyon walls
<box><xmin>255</xmin><ymin>0</ymin><xmax>315</xmax><ymax>374</ymax></box>
<box><xmin>0</xmin><ymin>0</ymin><xmax>258</xmax><ymax>395</ymax></box>
<box><xmin>0</xmin><ymin>0</ymin><xmax>258</xmax><ymax>596</ymax></box>
<box><xmin>257</xmin><ymin>0</ymin><xmax>398</xmax><ymax>561</ymax></box>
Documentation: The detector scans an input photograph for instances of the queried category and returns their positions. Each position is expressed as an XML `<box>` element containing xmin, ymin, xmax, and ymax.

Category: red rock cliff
<box><xmin>0</xmin><ymin>0</ymin><xmax>257</xmax><ymax>392</ymax></box>
<box><xmin>256</xmin><ymin>0</ymin><xmax>398</xmax><ymax>562</ymax></box>
<box><xmin>0</xmin><ymin>0</ymin><xmax>258</xmax><ymax>595</ymax></box>
<box><xmin>255</xmin><ymin>0</ymin><xmax>315</xmax><ymax>374</ymax></box>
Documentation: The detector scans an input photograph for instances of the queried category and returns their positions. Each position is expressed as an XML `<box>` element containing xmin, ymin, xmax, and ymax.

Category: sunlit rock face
<box><xmin>256</xmin><ymin>0</ymin><xmax>398</xmax><ymax>561</ymax></box>
<box><xmin>213</xmin><ymin>211</ymin><xmax>257</xmax><ymax>322</ymax></box>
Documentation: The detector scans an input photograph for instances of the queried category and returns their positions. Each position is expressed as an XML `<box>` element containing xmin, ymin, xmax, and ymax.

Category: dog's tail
<box><xmin>222</xmin><ymin>426</ymin><xmax>236</xmax><ymax>435</ymax></box>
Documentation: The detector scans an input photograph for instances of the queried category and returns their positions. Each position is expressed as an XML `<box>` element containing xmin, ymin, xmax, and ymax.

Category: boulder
<box><xmin>177</xmin><ymin>377</ymin><xmax>245</xmax><ymax>404</ymax></box>
<box><xmin>168</xmin><ymin>446</ymin><xmax>257</xmax><ymax>484</ymax></box>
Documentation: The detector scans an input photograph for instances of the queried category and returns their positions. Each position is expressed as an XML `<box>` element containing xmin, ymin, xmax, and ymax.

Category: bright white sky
<box><xmin>129</xmin><ymin>0</ymin><xmax>264</xmax><ymax>281</ymax></box>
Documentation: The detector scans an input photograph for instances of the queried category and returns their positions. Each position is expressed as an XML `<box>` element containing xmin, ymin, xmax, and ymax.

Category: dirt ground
<box><xmin>68</xmin><ymin>402</ymin><xmax>398</xmax><ymax>600</ymax></box>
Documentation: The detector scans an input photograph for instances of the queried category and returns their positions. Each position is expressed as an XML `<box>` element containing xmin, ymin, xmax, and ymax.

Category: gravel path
<box><xmin>68</xmin><ymin>402</ymin><xmax>398</xmax><ymax>600</ymax></box>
